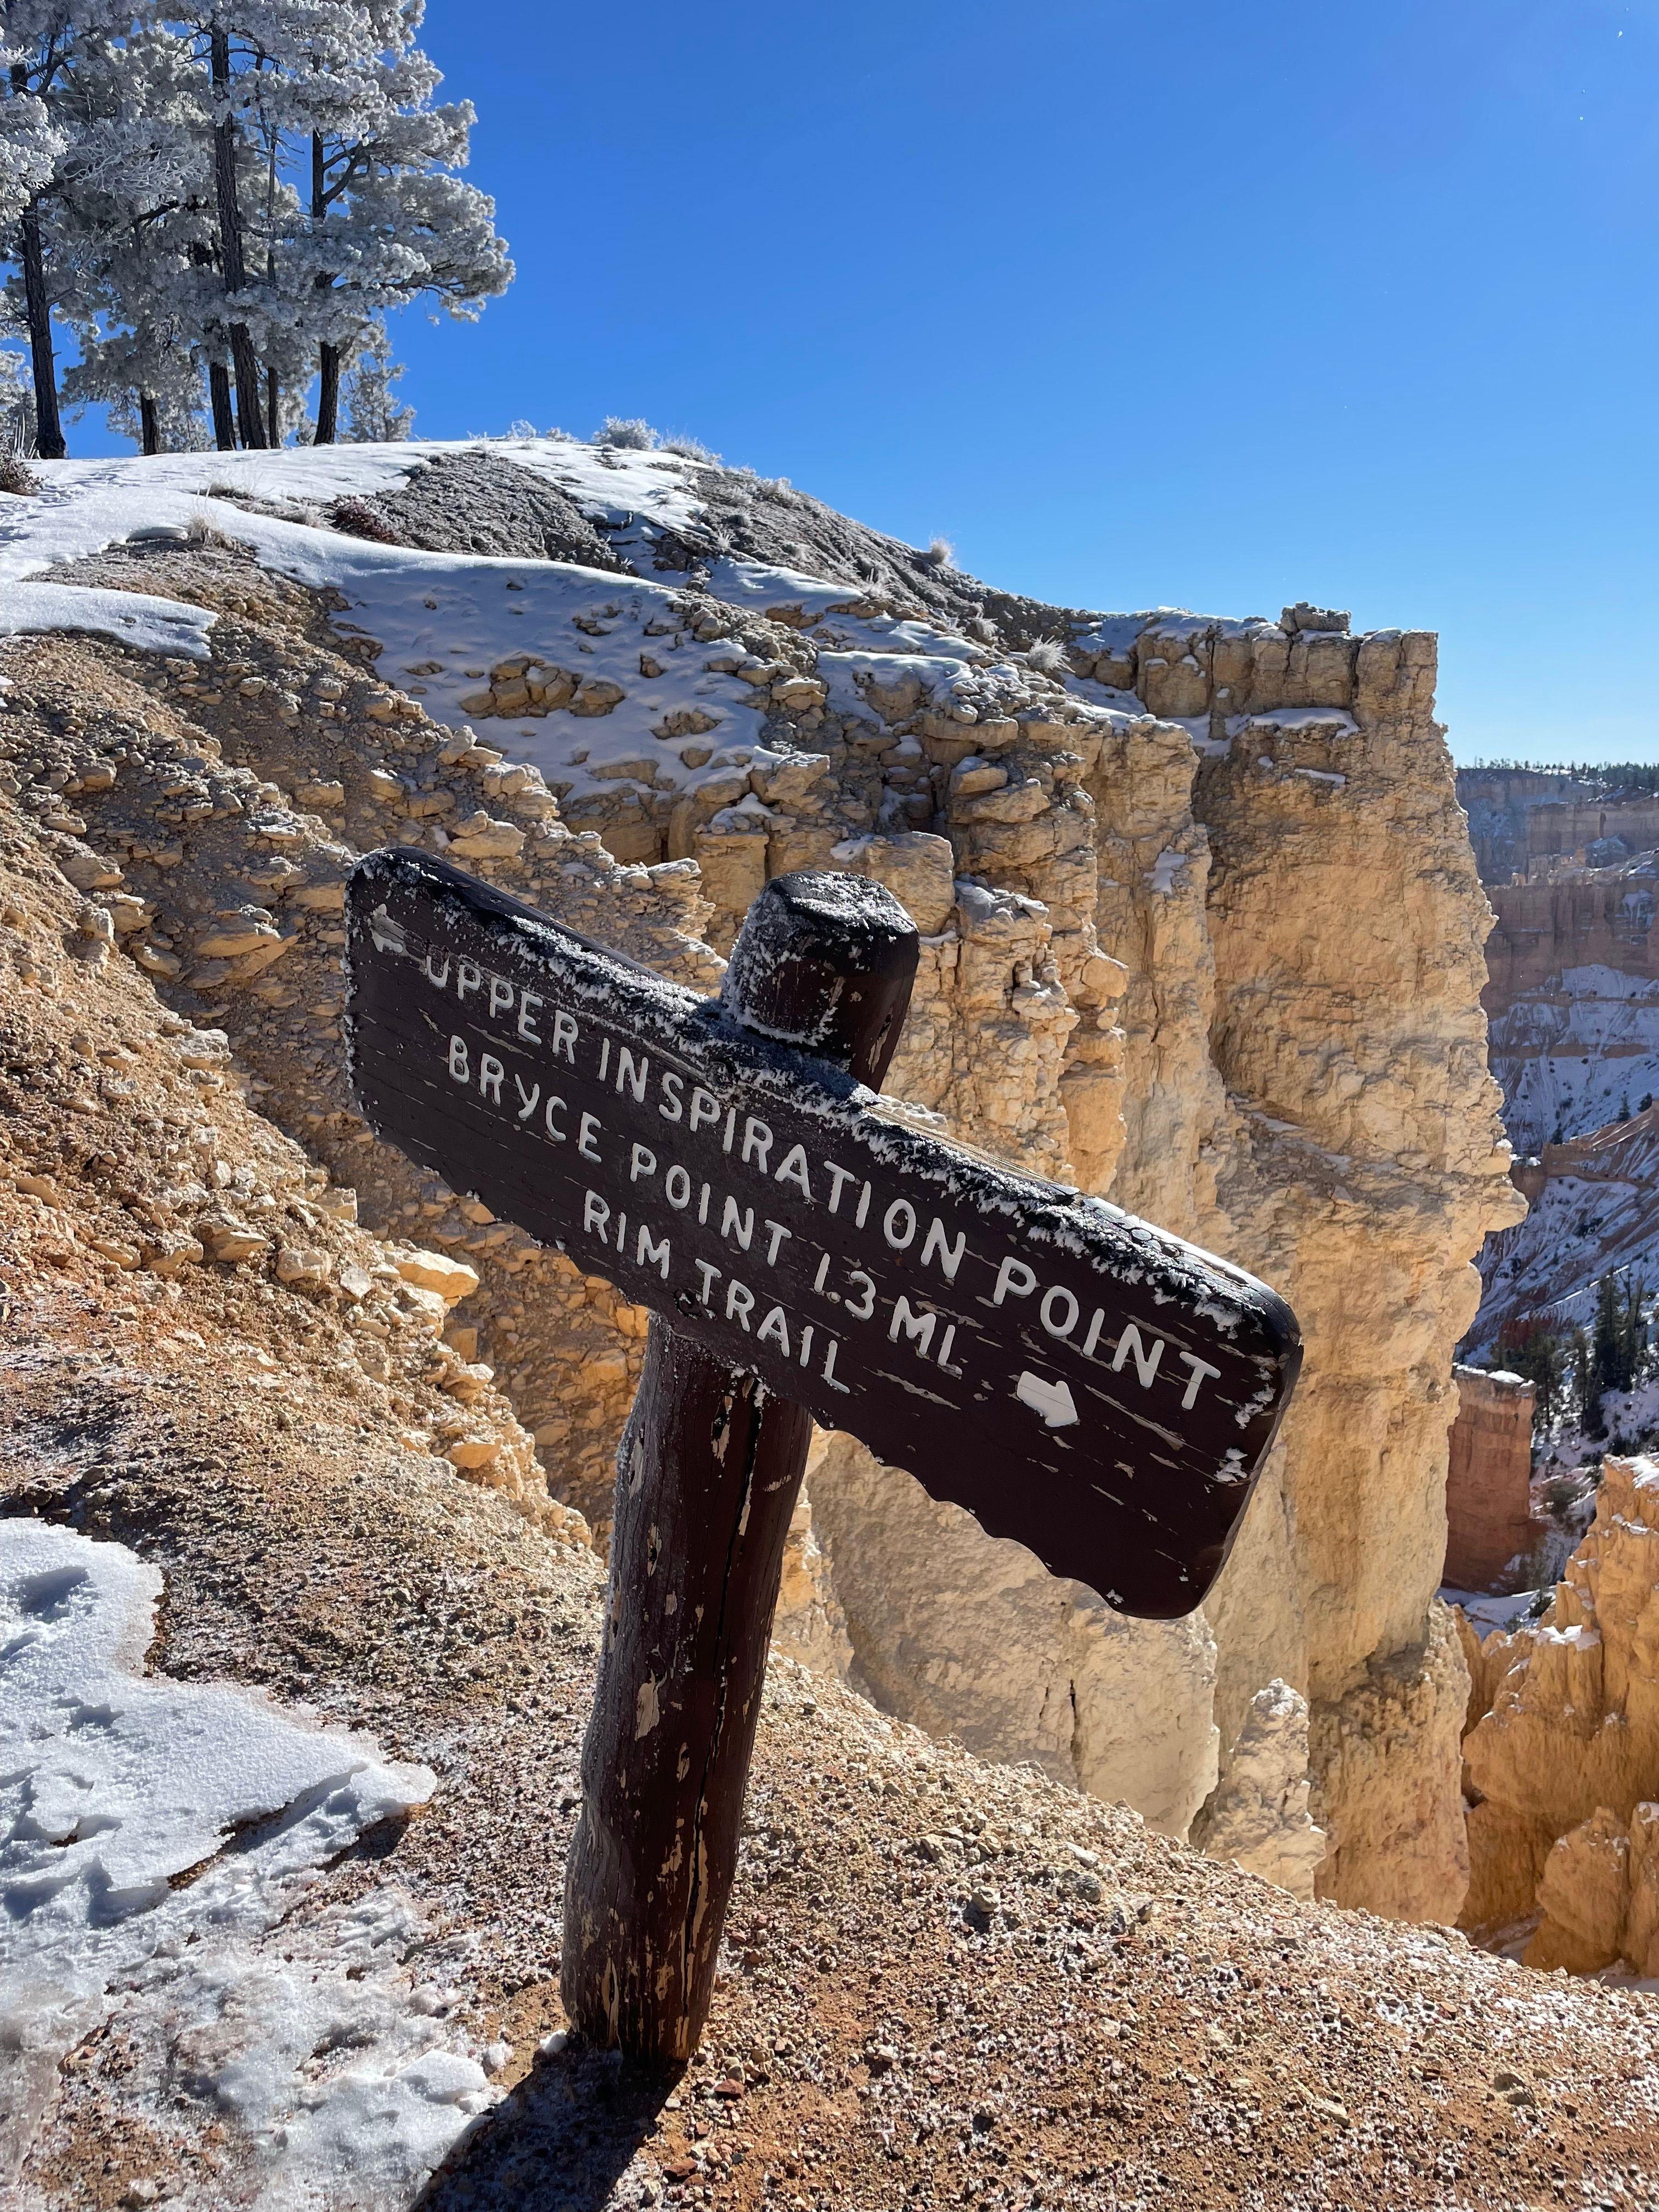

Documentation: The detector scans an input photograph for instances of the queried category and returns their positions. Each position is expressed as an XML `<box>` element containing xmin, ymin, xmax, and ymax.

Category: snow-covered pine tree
<box><xmin>128</xmin><ymin>2</ymin><xmax>506</xmax><ymax>449</ymax></box>
<box><xmin>264</xmin><ymin>0</ymin><xmax>510</xmax><ymax>443</ymax></box>
<box><xmin>155</xmin><ymin>2</ymin><xmax>275</xmax><ymax>445</ymax></box>
<box><xmin>0</xmin><ymin>334</ymin><xmax>29</xmax><ymax>447</ymax></box>
<box><xmin>0</xmin><ymin>1</ymin><xmax>87</xmax><ymax>457</ymax></box>
<box><xmin>3</xmin><ymin>3</ymin><xmax>506</xmax><ymax>454</ymax></box>
<box><xmin>341</xmin><ymin>317</ymin><xmax>409</xmax><ymax>440</ymax></box>
<box><xmin>51</xmin><ymin>13</ymin><xmax>218</xmax><ymax>454</ymax></box>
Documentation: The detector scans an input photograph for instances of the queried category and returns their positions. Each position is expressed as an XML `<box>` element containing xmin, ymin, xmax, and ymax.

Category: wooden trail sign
<box><xmin>345</xmin><ymin>849</ymin><xmax>1301</xmax><ymax>2062</ymax></box>
<box><xmin>345</xmin><ymin>848</ymin><xmax>1302</xmax><ymax>1623</ymax></box>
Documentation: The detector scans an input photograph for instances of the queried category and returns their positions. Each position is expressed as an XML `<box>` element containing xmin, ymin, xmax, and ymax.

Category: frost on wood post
<box><xmin>560</xmin><ymin>869</ymin><xmax>919</xmax><ymax>2062</ymax></box>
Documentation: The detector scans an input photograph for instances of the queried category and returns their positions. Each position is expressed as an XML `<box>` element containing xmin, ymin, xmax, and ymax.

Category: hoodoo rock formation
<box><xmin>1460</xmin><ymin>1455</ymin><xmax>1659</xmax><ymax>1973</ymax></box>
<box><xmin>1444</xmin><ymin>1365</ymin><xmax>1537</xmax><ymax>1595</ymax></box>
<box><xmin>0</xmin><ymin>439</ymin><xmax>1523</xmax><ymax>1933</ymax></box>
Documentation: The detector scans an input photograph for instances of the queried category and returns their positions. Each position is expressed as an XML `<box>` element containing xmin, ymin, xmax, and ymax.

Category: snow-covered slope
<box><xmin>1472</xmin><ymin>1103</ymin><xmax>1659</xmax><ymax>1349</ymax></box>
<box><xmin>0</xmin><ymin>437</ymin><xmax>1182</xmax><ymax>837</ymax></box>
<box><xmin>0</xmin><ymin>1520</ymin><xmax>487</xmax><ymax>2207</ymax></box>
<box><xmin>1489</xmin><ymin>963</ymin><xmax>1659</xmax><ymax>1153</ymax></box>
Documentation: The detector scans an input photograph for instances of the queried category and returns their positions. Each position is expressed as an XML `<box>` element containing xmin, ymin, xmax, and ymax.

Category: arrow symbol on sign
<box><xmin>1015</xmin><ymin>1372</ymin><xmax>1079</xmax><ymax>1428</ymax></box>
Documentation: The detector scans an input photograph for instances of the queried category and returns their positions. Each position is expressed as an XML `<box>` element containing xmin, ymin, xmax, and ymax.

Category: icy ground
<box><xmin>0</xmin><ymin>1520</ymin><xmax>503</xmax><ymax>2208</ymax></box>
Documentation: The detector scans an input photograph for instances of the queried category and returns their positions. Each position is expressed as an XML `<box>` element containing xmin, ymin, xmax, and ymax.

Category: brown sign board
<box><xmin>345</xmin><ymin>849</ymin><xmax>1302</xmax><ymax>1618</ymax></box>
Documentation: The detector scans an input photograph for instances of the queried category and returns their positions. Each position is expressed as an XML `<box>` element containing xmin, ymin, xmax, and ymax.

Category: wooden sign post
<box><xmin>345</xmin><ymin>848</ymin><xmax>1302</xmax><ymax>2063</ymax></box>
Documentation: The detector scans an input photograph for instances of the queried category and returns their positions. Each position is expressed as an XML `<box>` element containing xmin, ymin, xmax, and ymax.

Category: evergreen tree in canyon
<box><xmin>1592</xmin><ymin>1271</ymin><xmax>1647</xmax><ymax>1401</ymax></box>
<box><xmin>0</xmin><ymin>0</ymin><xmax>509</xmax><ymax>454</ymax></box>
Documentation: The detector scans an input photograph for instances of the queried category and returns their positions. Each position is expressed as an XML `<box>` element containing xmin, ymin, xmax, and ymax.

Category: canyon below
<box><xmin>3</xmin><ymin>435</ymin><xmax>1658</xmax><ymax>2209</ymax></box>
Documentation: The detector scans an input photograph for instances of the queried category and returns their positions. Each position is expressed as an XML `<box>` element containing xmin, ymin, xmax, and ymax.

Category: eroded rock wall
<box><xmin>560</xmin><ymin>588</ymin><xmax>1519</xmax><ymax>1918</ymax></box>
<box><xmin>1461</xmin><ymin>1454</ymin><xmax>1659</xmax><ymax>1966</ymax></box>
<box><xmin>0</xmin><ymin>557</ymin><xmax>721</xmax><ymax>1537</ymax></box>
<box><xmin>10</xmin><ymin>492</ymin><xmax>1517</xmax><ymax>1926</ymax></box>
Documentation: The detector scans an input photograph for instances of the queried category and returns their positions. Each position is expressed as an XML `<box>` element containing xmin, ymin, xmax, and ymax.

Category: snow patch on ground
<box><xmin>0</xmin><ymin>444</ymin><xmax>432</xmax><ymax>654</ymax></box>
<box><xmin>0</xmin><ymin>1519</ymin><xmax>498</xmax><ymax>2208</ymax></box>
<box><xmin>1441</xmin><ymin>1585</ymin><xmax>1543</xmax><ymax>1637</ymax></box>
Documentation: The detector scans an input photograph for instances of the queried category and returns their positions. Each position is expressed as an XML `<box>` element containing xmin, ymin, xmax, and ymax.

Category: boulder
<box><xmin>396</xmin><ymin>1250</ymin><xmax>481</xmax><ymax>1306</ymax></box>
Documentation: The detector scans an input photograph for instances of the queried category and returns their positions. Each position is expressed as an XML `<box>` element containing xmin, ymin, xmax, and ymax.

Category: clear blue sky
<box><xmin>77</xmin><ymin>0</ymin><xmax>1659</xmax><ymax>766</ymax></box>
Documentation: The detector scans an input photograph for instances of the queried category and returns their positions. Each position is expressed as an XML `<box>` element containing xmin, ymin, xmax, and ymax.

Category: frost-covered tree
<box><xmin>0</xmin><ymin>335</ymin><xmax>28</xmax><ymax>443</ymax></box>
<box><xmin>0</xmin><ymin>0</ymin><xmax>95</xmax><ymax>457</ymax></box>
<box><xmin>1</xmin><ymin>1</ymin><xmax>507</xmax><ymax>454</ymax></box>
<box><xmin>342</xmin><ymin>317</ymin><xmax>409</xmax><ymax>439</ymax></box>
<box><xmin>255</xmin><ymin>0</ymin><xmax>508</xmax><ymax>443</ymax></box>
<box><xmin>51</xmin><ymin>14</ymin><xmax>217</xmax><ymax>452</ymax></box>
<box><xmin>4</xmin><ymin>1</ymin><xmax>221</xmax><ymax>453</ymax></box>
<box><xmin>136</xmin><ymin>0</ymin><xmax>507</xmax><ymax>447</ymax></box>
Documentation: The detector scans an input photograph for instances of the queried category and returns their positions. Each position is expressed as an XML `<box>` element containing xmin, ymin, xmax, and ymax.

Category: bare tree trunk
<box><xmin>210</xmin><ymin>22</ymin><xmax>265</xmax><ymax>448</ymax></box>
<box><xmin>209</xmin><ymin>360</ymin><xmax>235</xmax><ymax>450</ymax></box>
<box><xmin>311</xmin><ymin>136</ymin><xmax>339</xmax><ymax>445</ymax></box>
<box><xmin>139</xmin><ymin>393</ymin><xmax>160</xmax><ymax>455</ymax></box>
<box><xmin>19</xmin><ymin>199</ymin><xmax>64</xmax><ymax>461</ymax></box>
<box><xmin>315</xmin><ymin>340</ymin><xmax>341</xmax><ymax>444</ymax></box>
<box><xmin>266</xmin><ymin>365</ymin><xmax>279</xmax><ymax>448</ymax></box>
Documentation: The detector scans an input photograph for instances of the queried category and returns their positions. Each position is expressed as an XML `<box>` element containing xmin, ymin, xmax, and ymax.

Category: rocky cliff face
<box><xmin>394</xmin><ymin>453</ymin><xmax>1519</xmax><ymax>1921</ymax></box>
<box><xmin>1457</xmin><ymin>766</ymin><xmax>1659</xmax><ymax>884</ymax></box>
<box><xmin>1463</xmin><ymin>841</ymin><xmax>1659</xmax><ymax>1361</ymax></box>
<box><xmin>1481</xmin><ymin>863</ymin><xmax>1659</xmax><ymax>1158</ymax></box>
<box><xmin>1460</xmin><ymin>1454</ymin><xmax>1659</xmax><ymax>1973</ymax></box>
<box><xmin>1472</xmin><ymin>1103</ymin><xmax>1659</xmax><ymax>1353</ymax></box>
<box><xmin>1444</xmin><ymin>1365</ymin><xmax>1538</xmax><ymax>1594</ymax></box>
<box><xmin>0</xmin><ymin>440</ymin><xmax>1522</xmax><ymax>1929</ymax></box>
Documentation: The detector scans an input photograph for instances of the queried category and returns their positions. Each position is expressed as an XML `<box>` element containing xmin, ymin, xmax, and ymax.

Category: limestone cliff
<box><xmin>0</xmin><ymin>441</ymin><xmax>1521</xmax><ymax>1929</ymax></box>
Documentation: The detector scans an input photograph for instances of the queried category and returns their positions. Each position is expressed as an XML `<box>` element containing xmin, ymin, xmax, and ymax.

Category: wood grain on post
<box><xmin>560</xmin><ymin>870</ymin><xmax>919</xmax><ymax>2063</ymax></box>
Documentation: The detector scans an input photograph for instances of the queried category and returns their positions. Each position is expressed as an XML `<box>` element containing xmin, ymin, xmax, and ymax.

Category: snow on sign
<box><xmin>345</xmin><ymin>849</ymin><xmax>1302</xmax><ymax>1619</ymax></box>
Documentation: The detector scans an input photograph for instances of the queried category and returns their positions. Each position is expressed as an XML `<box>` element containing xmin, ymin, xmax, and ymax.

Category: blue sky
<box><xmin>78</xmin><ymin>1</ymin><xmax>1659</xmax><ymax>765</ymax></box>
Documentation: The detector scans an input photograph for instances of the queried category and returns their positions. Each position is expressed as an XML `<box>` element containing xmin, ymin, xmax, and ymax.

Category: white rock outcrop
<box><xmin>1190</xmin><ymin>1678</ymin><xmax>1327</xmax><ymax>1900</ymax></box>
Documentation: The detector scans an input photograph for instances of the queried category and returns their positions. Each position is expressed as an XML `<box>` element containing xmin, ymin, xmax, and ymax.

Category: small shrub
<box><xmin>507</xmin><ymin>418</ymin><xmax>538</xmax><ymax>439</ymax></box>
<box><xmin>597</xmin><ymin>416</ymin><xmax>659</xmax><ymax>450</ymax></box>
<box><xmin>329</xmin><ymin>495</ymin><xmax>400</xmax><ymax>545</ymax></box>
<box><xmin>0</xmin><ymin>451</ymin><xmax>41</xmax><ymax>495</ymax></box>
<box><xmin>1025</xmin><ymin>639</ymin><xmax>1069</xmax><ymax>675</ymax></box>
<box><xmin>918</xmin><ymin>536</ymin><xmax>955</xmax><ymax>569</ymax></box>
<box><xmin>661</xmin><ymin>434</ymin><xmax>721</xmax><ymax>464</ymax></box>
<box><xmin>1542</xmin><ymin>1476</ymin><xmax>1581</xmax><ymax>1516</ymax></box>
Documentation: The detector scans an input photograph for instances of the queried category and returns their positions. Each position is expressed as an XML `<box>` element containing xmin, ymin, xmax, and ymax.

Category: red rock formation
<box><xmin>1444</xmin><ymin>1365</ymin><xmax>1537</xmax><ymax>1594</ymax></box>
